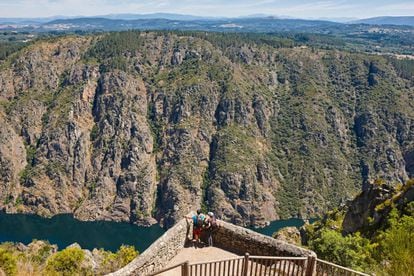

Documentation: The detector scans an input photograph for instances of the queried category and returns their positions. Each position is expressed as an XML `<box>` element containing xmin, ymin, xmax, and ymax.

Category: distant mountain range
<box><xmin>353</xmin><ymin>16</ymin><xmax>414</xmax><ymax>26</ymax></box>
<box><xmin>0</xmin><ymin>16</ymin><xmax>77</xmax><ymax>24</ymax></box>
<box><xmin>97</xmin><ymin>13</ymin><xmax>215</xmax><ymax>21</ymax></box>
<box><xmin>42</xmin><ymin>16</ymin><xmax>342</xmax><ymax>31</ymax></box>
<box><xmin>0</xmin><ymin>14</ymin><xmax>413</xmax><ymax>27</ymax></box>
<box><xmin>0</xmin><ymin>14</ymin><xmax>413</xmax><ymax>35</ymax></box>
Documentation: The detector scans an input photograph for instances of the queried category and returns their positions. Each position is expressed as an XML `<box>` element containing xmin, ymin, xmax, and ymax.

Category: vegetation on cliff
<box><xmin>299</xmin><ymin>179</ymin><xmax>414</xmax><ymax>275</ymax></box>
<box><xmin>0</xmin><ymin>31</ymin><xmax>413</xmax><ymax>228</ymax></box>
<box><xmin>0</xmin><ymin>240</ymin><xmax>138</xmax><ymax>276</ymax></box>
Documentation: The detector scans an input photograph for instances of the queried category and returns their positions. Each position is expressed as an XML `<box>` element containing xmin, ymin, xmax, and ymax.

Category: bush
<box><xmin>309</xmin><ymin>229</ymin><xmax>375</xmax><ymax>271</ymax></box>
<box><xmin>116</xmin><ymin>245</ymin><xmax>138</xmax><ymax>267</ymax></box>
<box><xmin>97</xmin><ymin>245</ymin><xmax>138</xmax><ymax>274</ymax></box>
<box><xmin>31</xmin><ymin>241</ymin><xmax>55</xmax><ymax>264</ymax></box>
<box><xmin>19</xmin><ymin>166</ymin><xmax>37</xmax><ymax>185</ymax></box>
<box><xmin>305</xmin><ymin>190</ymin><xmax>414</xmax><ymax>274</ymax></box>
<box><xmin>0</xmin><ymin>248</ymin><xmax>17</xmax><ymax>276</ymax></box>
<box><xmin>90</xmin><ymin>124</ymin><xmax>99</xmax><ymax>141</ymax></box>
<box><xmin>375</xmin><ymin>206</ymin><xmax>414</xmax><ymax>275</ymax></box>
<box><xmin>45</xmin><ymin>247</ymin><xmax>87</xmax><ymax>276</ymax></box>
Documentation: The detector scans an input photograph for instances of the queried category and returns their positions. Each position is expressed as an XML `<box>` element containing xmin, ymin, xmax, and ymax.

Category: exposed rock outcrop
<box><xmin>342</xmin><ymin>180</ymin><xmax>414</xmax><ymax>234</ymax></box>
<box><xmin>0</xmin><ymin>32</ymin><xmax>413</xmax><ymax>228</ymax></box>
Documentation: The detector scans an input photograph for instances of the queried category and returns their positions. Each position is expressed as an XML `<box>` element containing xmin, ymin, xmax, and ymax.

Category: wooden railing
<box><xmin>190</xmin><ymin>256</ymin><xmax>245</xmax><ymax>276</ymax></box>
<box><xmin>248</xmin><ymin>255</ymin><xmax>309</xmax><ymax>276</ymax></box>
<box><xmin>149</xmin><ymin>254</ymin><xmax>314</xmax><ymax>276</ymax></box>
<box><xmin>149</xmin><ymin>254</ymin><xmax>370</xmax><ymax>276</ymax></box>
<box><xmin>315</xmin><ymin>259</ymin><xmax>370</xmax><ymax>276</ymax></box>
<box><xmin>147</xmin><ymin>261</ymin><xmax>190</xmax><ymax>276</ymax></box>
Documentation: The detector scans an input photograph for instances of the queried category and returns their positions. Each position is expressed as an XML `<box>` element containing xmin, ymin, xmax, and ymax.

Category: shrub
<box><xmin>375</xmin><ymin>206</ymin><xmax>414</xmax><ymax>276</ymax></box>
<box><xmin>116</xmin><ymin>245</ymin><xmax>138</xmax><ymax>267</ymax></box>
<box><xmin>31</xmin><ymin>242</ymin><xmax>55</xmax><ymax>264</ymax></box>
<box><xmin>98</xmin><ymin>250</ymin><xmax>118</xmax><ymax>274</ymax></box>
<box><xmin>0</xmin><ymin>248</ymin><xmax>17</xmax><ymax>276</ymax></box>
<box><xmin>90</xmin><ymin>124</ymin><xmax>99</xmax><ymax>141</ymax></box>
<box><xmin>97</xmin><ymin>245</ymin><xmax>138</xmax><ymax>274</ymax></box>
<box><xmin>45</xmin><ymin>247</ymin><xmax>87</xmax><ymax>276</ymax></box>
<box><xmin>309</xmin><ymin>229</ymin><xmax>375</xmax><ymax>271</ymax></box>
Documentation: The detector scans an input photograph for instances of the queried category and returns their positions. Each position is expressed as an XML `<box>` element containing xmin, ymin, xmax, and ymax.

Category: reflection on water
<box><xmin>0</xmin><ymin>212</ymin><xmax>165</xmax><ymax>252</ymax></box>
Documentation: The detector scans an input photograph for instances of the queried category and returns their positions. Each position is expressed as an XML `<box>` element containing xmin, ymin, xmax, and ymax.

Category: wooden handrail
<box><xmin>189</xmin><ymin>256</ymin><xmax>244</xmax><ymax>265</ymax></box>
<box><xmin>146</xmin><ymin>261</ymin><xmax>187</xmax><ymax>276</ymax></box>
<box><xmin>148</xmin><ymin>254</ymin><xmax>370</xmax><ymax>276</ymax></box>
<box><xmin>249</xmin><ymin>255</ymin><xmax>308</xmax><ymax>260</ymax></box>
<box><xmin>316</xmin><ymin>258</ymin><xmax>371</xmax><ymax>276</ymax></box>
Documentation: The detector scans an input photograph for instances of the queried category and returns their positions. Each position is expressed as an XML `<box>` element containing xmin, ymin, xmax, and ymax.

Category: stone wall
<box><xmin>205</xmin><ymin>220</ymin><xmax>315</xmax><ymax>258</ymax></box>
<box><xmin>110</xmin><ymin>217</ymin><xmax>316</xmax><ymax>275</ymax></box>
<box><xmin>108</xmin><ymin>218</ymin><xmax>190</xmax><ymax>276</ymax></box>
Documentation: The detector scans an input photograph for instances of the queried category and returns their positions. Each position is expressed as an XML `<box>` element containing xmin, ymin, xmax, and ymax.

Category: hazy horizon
<box><xmin>0</xmin><ymin>0</ymin><xmax>413</xmax><ymax>20</ymax></box>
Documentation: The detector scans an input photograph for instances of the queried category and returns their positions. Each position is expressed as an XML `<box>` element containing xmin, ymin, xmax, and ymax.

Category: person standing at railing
<box><xmin>185</xmin><ymin>209</ymin><xmax>206</xmax><ymax>244</ymax></box>
<box><xmin>204</xmin><ymin>212</ymin><xmax>218</xmax><ymax>247</ymax></box>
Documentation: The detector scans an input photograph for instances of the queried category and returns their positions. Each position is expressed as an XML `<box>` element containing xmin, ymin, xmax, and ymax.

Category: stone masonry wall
<box><xmin>108</xmin><ymin>218</ymin><xmax>190</xmax><ymax>276</ymax></box>
<box><xmin>110</xmin><ymin>217</ymin><xmax>315</xmax><ymax>275</ymax></box>
<box><xmin>208</xmin><ymin>220</ymin><xmax>315</xmax><ymax>258</ymax></box>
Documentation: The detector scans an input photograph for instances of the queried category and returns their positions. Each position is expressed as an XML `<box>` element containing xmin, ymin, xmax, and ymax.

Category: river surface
<box><xmin>0</xmin><ymin>212</ymin><xmax>164</xmax><ymax>252</ymax></box>
<box><xmin>0</xmin><ymin>212</ymin><xmax>310</xmax><ymax>252</ymax></box>
<box><xmin>249</xmin><ymin>218</ymin><xmax>313</xmax><ymax>236</ymax></box>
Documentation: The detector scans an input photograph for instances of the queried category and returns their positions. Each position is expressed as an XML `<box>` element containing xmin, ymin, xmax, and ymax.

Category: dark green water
<box><xmin>0</xmin><ymin>212</ymin><xmax>165</xmax><ymax>252</ymax></box>
<box><xmin>0</xmin><ymin>213</ymin><xmax>311</xmax><ymax>252</ymax></box>
<box><xmin>250</xmin><ymin>218</ymin><xmax>314</xmax><ymax>236</ymax></box>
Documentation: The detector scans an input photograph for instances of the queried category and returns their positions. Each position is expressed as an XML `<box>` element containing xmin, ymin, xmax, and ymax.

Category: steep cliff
<box><xmin>0</xmin><ymin>32</ymin><xmax>413</xmax><ymax>227</ymax></box>
<box><xmin>300</xmin><ymin>179</ymin><xmax>414</xmax><ymax>273</ymax></box>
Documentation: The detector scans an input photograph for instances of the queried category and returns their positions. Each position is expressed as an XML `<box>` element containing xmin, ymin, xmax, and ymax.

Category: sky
<box><xmin>0</xmin><ymin>0</ymin><xmax>413</xmax><ymax>19</ymax></box>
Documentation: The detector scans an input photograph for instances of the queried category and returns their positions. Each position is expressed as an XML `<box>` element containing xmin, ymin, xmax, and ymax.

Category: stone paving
<box><xmin>158</xmin><ymin>245</ymin><xmax>239</xmax><ymax>276</ymax></box>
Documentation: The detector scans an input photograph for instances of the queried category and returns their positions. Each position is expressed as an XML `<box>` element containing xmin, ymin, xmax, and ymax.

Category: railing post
<box><xmin>242</xmin><ymin>253</ymin><xmax>249</xmax><ymax>276</ymax></box>
<box><xmin>182</xmin><ymin>261</ymin><xmax>190</xmax><ymax>276</ymax></box>
<box><xmin>305</xmin><ymin>256</ymin><xmax>316</xmax><ymax>276</ymax></box>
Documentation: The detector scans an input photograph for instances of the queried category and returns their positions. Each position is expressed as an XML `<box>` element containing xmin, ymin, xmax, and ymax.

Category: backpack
<box><xmin>196</xmin><ymin>214</ymin><xmax>205</xmax><ymax>227</ymax></box>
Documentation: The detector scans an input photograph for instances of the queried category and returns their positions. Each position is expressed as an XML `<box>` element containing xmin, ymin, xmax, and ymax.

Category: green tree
<box><xmin>309</xmin><ymin>229</ymin><xmax>375</xmax><ymax>271</ymax></box>
<box><xmin>375</xmin><ymin>206</ymin><xmax>414</xmax><ymax>276</ymax></box>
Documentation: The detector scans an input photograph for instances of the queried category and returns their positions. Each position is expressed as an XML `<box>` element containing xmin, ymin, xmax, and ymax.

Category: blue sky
<box><xmin>0</xmin><ymin>0</ymin><xmax>413</xmax><ymax>19</ymax></box>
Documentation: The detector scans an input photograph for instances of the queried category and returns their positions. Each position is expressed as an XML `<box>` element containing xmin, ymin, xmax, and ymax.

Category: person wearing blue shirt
<box><xmin>185</xmin><ymin>209</ymin><xmax>205</xmax><ymax>243</ymax></box>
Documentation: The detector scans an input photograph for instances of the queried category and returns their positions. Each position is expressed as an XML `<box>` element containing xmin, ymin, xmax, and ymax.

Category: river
<box><xmin>0</xmin><ymin>212</ymin><xmax>164</xmax><ymax>252</ymax></box>
<box><xmin>0</xmin><ymin>212</ymin><xmax>311</xmax><ymax>252</ymax></box>
<box><xmin>249</xmin><ymin>218</ymin><xmax>313</xmax><ymax>236</ymax></box>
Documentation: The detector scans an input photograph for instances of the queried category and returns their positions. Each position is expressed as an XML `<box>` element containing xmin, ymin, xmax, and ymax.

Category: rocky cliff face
<box><xmin>0</xmin><ymin>32</ymin><xmax>413</xmax><ymax>228</ymax></box>
<box><xmin>342</xmin><ymin>180</ymin><xmax>414</xmax><ymax>234</ymax></box>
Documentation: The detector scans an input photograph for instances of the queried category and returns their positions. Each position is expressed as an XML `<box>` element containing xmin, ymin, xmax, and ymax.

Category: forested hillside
<box><xmin>0</xmin><ymin>31</ymin><xmax>413</xmax><ymax>227</ymax></box>
<box><xmin>301</xmin><ymin>179</ymin><xmax>414</xmax><ymax>275</ymax></box>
